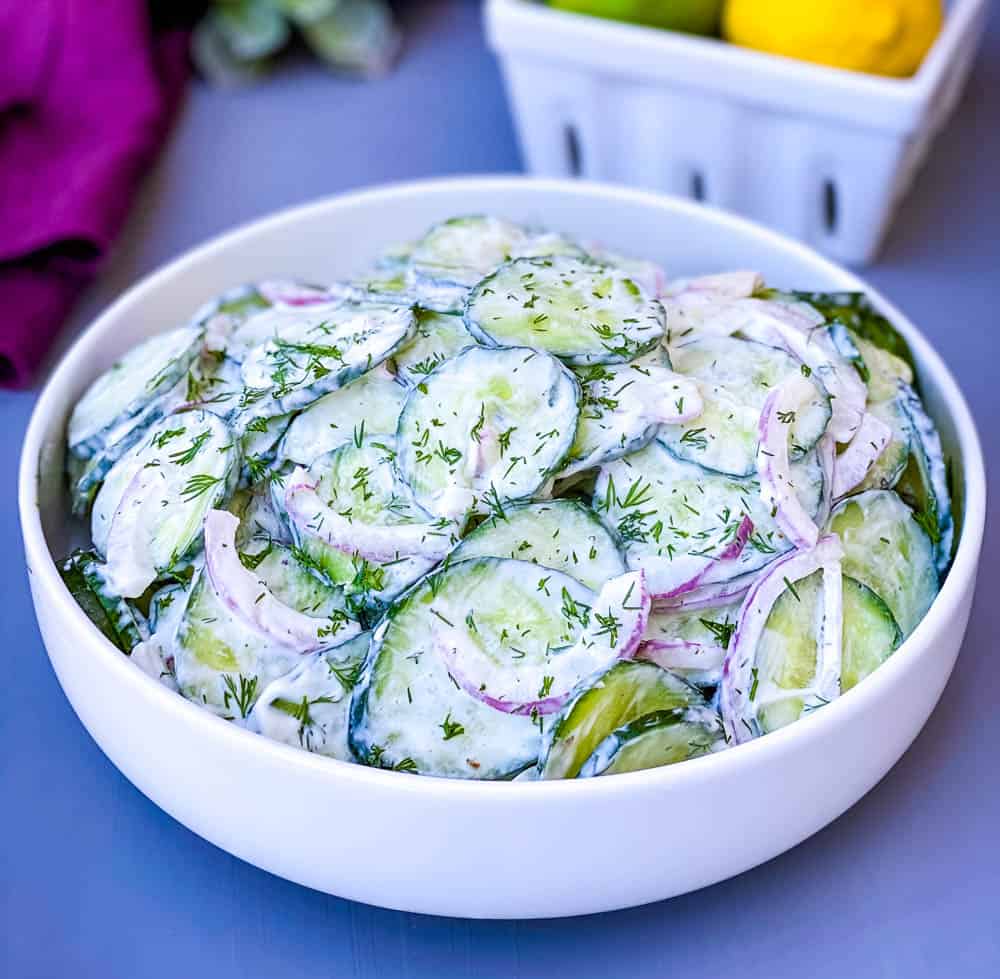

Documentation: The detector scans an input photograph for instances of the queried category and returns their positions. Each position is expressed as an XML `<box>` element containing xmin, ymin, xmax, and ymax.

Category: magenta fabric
<box><xmin>0</xmin><ymin>0</ymin><xmax>190</xmax><ymax>387</ymax></box>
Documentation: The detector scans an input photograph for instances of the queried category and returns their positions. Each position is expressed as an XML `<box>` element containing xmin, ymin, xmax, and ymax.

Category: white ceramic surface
<box><xmin>487</xmin><ymin>0</ymin><xmax>989</xmax><ymax>265</ymax></box>
<box><xmin>19</xmin><ymin>177</ymin><xmax>985</xmax><ymax>918</ymax></box>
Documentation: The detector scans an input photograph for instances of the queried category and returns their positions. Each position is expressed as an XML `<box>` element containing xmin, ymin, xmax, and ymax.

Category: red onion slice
<box><xmin>104</xmin><ymin>464</ymin><xmax>166</xmax><ymax>598</ymax></box>
<box><xmin>437</xmin><ymin>571</ymin><xmax>651</xmax><ymax>717</ymax></box>
<box><xmin>652</xmin><ymin>570</ymin><xmax>756</xmax><ymax>612</ymax></box>
<box><xmin>831</xmin><ymin>412</ymin><xmax>893</xmax><ymax>499</ymax></box>
<box><xmin>284</xmin><ymin>467</ymin><xmax>454</xmax><ymax>563</ymax></box>
<box><xmin>637</xmin><ymin>638</ymin><xmax>726</xmax><ymax>673</ymax></box>
<box><xmin>257</xmin><ymin>280</ymin><xmax>337</xmax><ymax>307</ymax></box>
<box><xmin>720</xmin><ymin>534</ymin><xmax>843</xmax><ymax>743</ymax></box>
<box><xmin>757</xmin><ymin>375</ymin><xmax>823</xmax><ymax>550</ymax></box>
<box><xmin>203</xmin><ymin>509</ymin><xmax>360</xmax><ymax>653</ymax></box>
<box><xmin>735</xmin><ymin>299</ymin><xmax>866</xmax><ymax>442</ymax></box>
<box><xmin>669</xmin><ymin>271</ymin><xmax>764</xmax><ymax>301</ymax></box>
<box><xmin>640</xmin><ymin>515</ymin><xmax>752</xmax><ymax>601</ymax></box>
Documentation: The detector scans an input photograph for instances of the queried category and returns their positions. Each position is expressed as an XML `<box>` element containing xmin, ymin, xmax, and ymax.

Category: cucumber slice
<box><xmin>277</xmin><ymin>364</ymin><xmax>407</xmax><ymax>467</ymax></box>
<box><xmin>539</xmin><ymin>659</ymin><xmax>705</xmax><ymax>780</ymax></box>
<box><xmin>391</xmin><ymin>309</ymin><xmax>474</xmax><ymax>387</ymax></box>
<box><xmin>175</xmin><ymin>537</ymin><xmax>353</xmax><ymax>716</ymax></box>
<box><xmin>849</xmin><ymin>330</ymin><xmax>914</xmax><ymax>403</ymax></box>
<box><xmin>147</xmin><ymin>583</ymin><xmax>186</xmax><ymax>636</ymax></box>
<box><xmin>68</xmin><ymin>325</ymin><xmax>203</xmax><ymax>457</ymax></box>
<box><xmin>828</xmin><ymin>490</ymin><xmax>938</xmax><ymax>637</ymax></box>
<box><xmin>409</xmin><ymin>215</ymin><xmax>584</xmax><ymax>293</ymax></box>
<box><xmin>448</xmin><ymin>499</ymin><xmax>625</xmax><ymax>592</ymax></box>
<box><xmin>196</xmin><ymin>279</ymin><xmax>331</xmax><ymax>356</ymax></box>
<box><xmin>594</xmin><ymin>441</ymin><xmax>823</xmax><ymax>598</ymax></box>
<box><xmin>465</xmin><ymin>256</ymin><xmax>665</xmax><ymax>366</ymax></box>
<box><xmin>896</xmin><ymin>383</ymin><xmax>954</xmax><ymax>573</ymax></box>
<box><xmin>131</xmin><ymin>582</ymin><xmax>187</xmax><ymax>690</ymax></box>
<box><xmin>395</xmin><ymin>345</ymin><xmax>580</xmax><ymax>520</ymax></box>
<box><xmin>228</xmin><ymin>482</ymin><xmax>290</xmax><ymax>546</ymax></box>
<box><xmin>249</xmin><ymin>631</ymin><xmax>370</xmax><ymax>759</ymax></box>
<box><xmin>240</xmin><ymin>412</ymin><xmax>292</xmax><ymax>485</ymax></box>
<box><xmin>657</xmin><ymin>334</ymin><xmax>831</xmax><ymax>477</ymax></box>
<box><xmin>283</xmin><ymin>438</ymin><xmax>453</xmax><ymax>609</ymax></box>
<box><xmin>239</xmin><ymin>301</ymin><xmax>416</xmax><ymax>420</ymax></box>
<box><xmin>578</xmin><ymin>705</ymin><xmax>724</xmax><ymax>777</ymax></box>
<box><xmin>68</xmin><ymin>379</ymin><xmax>187</xmax><ymax>516</ymax></box>
<box><xmin>561</xmin><ymin>351</ymin><xmax>701</xmax><ymax>476</ymax></box>
<box><xmin>179</xmin><ymin>349</ymin><xmax>245</xmax><ymax>418</ymax></box>
<box><xmin>785</xmin><ymin>290</ymin><xmax>916</xmax><ymax>377</ymax></box>
<box><xmin>856</xmin><ymin>396</ymin><xmax>911</xmax><ymax>493</ymax></box>
<box><xmin>58</xmin><ymin>551</ymin><xmax>146</xmax><ymax>653</ymax></box>
<box><xmin>752</xmin><ymin>571</ymin><xmax>901</xmax><ymax>734</ymax></box>
<box><xmin>350</xmin><ymin>558</ymin><xmax>597</xmax><ymax>778</ymax></box>
<box><xmin>91</xmin><ymin>410</ymin><xmax>239</xmax><ymax>597</ymax></box>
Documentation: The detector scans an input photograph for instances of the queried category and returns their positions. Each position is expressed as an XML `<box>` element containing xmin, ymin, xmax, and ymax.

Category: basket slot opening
<box><xmin>823</xmin><ymin>179</ymin><xmax>839</xmax><ymax>235</ymax></box>
<box><xmin>690</xmin><ymin>171</ymin><xmax>707</xmax><ymax>202</ymax></box>
<box><xmin>564</xmin><ymin>123</ymin><xmax>582</xmax><ymax>177</ymax></box>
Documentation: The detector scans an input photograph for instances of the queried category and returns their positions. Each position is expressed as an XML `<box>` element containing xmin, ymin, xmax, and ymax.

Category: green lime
<box><xmin>549</xmin><ymin>0</ymin><xmax>723</xmax><ymax>36</ymax></box>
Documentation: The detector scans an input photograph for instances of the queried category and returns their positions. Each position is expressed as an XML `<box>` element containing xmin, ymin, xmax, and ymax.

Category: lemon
<box><xmin>722</xmin><ymin>0</ymin><xmax>942</xmax><ymax>77</ymax></box>
<box><xmin>550</xmin><ymin>1</ymin><xmax>724</xmax><ymax>37</ymax></box>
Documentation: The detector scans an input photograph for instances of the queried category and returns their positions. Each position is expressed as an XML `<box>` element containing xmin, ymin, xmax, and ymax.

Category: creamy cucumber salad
<box><xmin>60</xmin><ymin>215</ymin><xmax>953</xmax><ymax>779</ymax></box>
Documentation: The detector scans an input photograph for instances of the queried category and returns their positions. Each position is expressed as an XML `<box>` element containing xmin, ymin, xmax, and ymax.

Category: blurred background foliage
<box><xmin>148</xmin><ymin>0</ymin><xmax>401</xmax><ymax>84</ymax></box>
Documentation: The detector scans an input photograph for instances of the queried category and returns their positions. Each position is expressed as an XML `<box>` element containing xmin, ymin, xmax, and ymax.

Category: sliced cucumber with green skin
<box><xmin>447</xmin><ymin>499</ymin><xmax>625</xmax><ymax>592</ymax></box>
<box><xmin>657</xmin><ymin>334</ymin><xmax>831</xmax><ymax>477</ymax></box>
<box><xmin>283</xmin><ymin>438</ymin><xmax>454</xmax><ymax>608</ymax></box>
<box><xmin>58</xmin><ymin>551</ymin><xmax>146</xmax><ymax>652</ymax></box>
<box><xmin>147</xmin><ymin>583</ymin><xmax>186</xmax><ymax>635</ymax></box>
<box><xmin>594</xmin><ymin>441</ymin><xmax>823</xmax><ymax>598</ymax></box>
<box><xmin>240</xmin><ymin>412</ymin><xmax>292</xmax><ymax>484</ymax></box>
<box><xmin>195</xmin><ymin>280</ymin><xmax>332</xmax><ymax>355</ymax></box>
<box><xmin>68</xmin><ymin>326</ymin><xmax>203</xmax><ymax>458</ymax></box>
<box><xmin>408</xmin><ymin>215</ymin><xmax>585</xmax><ymax>297</ymax></box>
<box><xmin>465</xmin><ymin>256</ymin><xmax>665</xmax><ymax>366</ymax></box>
<box><xmin>179</xmin><ymin>351</ymin><xmax>245</xmax><ymax>417</ymax></box>
<box><xmin>131</xmin><ymin>582</ymin><xmax>187</xmax><ymax>690</ymax></box>
<box><xmin>856</xmin><ymin>396</ymin><xmax>911</xmax><ymax>493</ymax></box>
<box><xmin>561</xmin><ymin>351</ymin><xmax>702</xmax><ymax>477</ymax></box>
<box><xmin>175</xmin><ymin>535</ymin><xmax>353</xmax><ymax>716</ymax></box>
<box><xmin>828</xmin><ymin>490</ymin><xmax>938</xmax><ymax>637</ymax></box>
<box><xmin>249</xmin><ymin>631</ymin><xmax>371</xmax><ymax>759</ymax></box>
<box><xmin>896</xmin><ymin>383</ymin><xmax>953</xmax><ymax>573</ymax></box>
<box><xmin>391</xmin><ymin>309</ymin><xmax>474</xmax><ymax>387</ymax></box>
<box><xmin>92</xmin><ymin>410</ymin><xmax>239</xmax><ymax>598</ymax></box>
<box><xmin>538</xmin><ymin>659</ymin><xmax>705</xmax><ymax>780</ymax></box>
<box><xmin>784</xmin><ymin>290</ymin><xmax>917</xmax><ymax>377</ymax></box>
<box><xmin>751</xmin><ymin>571</ymin><xmax>901</xmax><ymax>735</ymax></box>
<box><xmin>849</xmin><ymin>330</ymin><xmax>914</xmax><ymax>403</ymax></box>
<box><xmin>350</xmin><ymin>558</ymin><xmax>596</xmax><ymax>778</ymax></box>
<box><xmin>228</xmin><ymin>482</ymin><xmax>290</xmax><ymax>546</ymax></box>
<box><xmin>239</xmin><ymin>301</ymin><xmax>416</xmax><ymax>421</ymax></box>
<box><xmin>578</xmin><ymin>705</ymin><xmax>724</xmax><ymax>777</ymax></box>
<box><xmin>194</xmin><ymin>282</ymin><xmax>271</xmax><ymax>351</ymax></box>
<box><xmin>277</xmin><ymin>364</ymin><xmax>406</xmax><ymax>468</ymax></box>
<box><xmin>68</xmin><ymin>379</ymin><xmax>187</xmax><ymax>516</ymax></box>
<box><xmin>395</xmin><ymin>345</ymin><xmax>580</xmax><ymax>520</ymax></box>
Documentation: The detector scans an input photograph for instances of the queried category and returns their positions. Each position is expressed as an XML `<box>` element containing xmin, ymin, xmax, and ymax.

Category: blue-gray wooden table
<box><xmin>3</xmin><ymin>3</ymin><xmax>997</xmax><ymax>975</ymax></box>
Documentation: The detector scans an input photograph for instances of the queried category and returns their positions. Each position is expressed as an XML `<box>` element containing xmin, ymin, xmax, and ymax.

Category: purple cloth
<box><xmin>0</xmin><ymin>0</ymin><xmax>190</xmax><ymax>388</ymax></box>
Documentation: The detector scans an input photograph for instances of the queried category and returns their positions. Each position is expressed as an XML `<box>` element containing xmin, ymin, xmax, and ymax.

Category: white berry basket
<box><xmin>486</xmin><ymin>0</ymin><xmax>988</xmax><ymax>265</ymax></box>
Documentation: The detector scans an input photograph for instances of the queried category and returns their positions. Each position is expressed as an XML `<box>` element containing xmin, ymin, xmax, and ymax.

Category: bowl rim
<box><xmin>18</xmin><ymin>174</ymin><xmax>987</xmax><ymax>799</ymax></box>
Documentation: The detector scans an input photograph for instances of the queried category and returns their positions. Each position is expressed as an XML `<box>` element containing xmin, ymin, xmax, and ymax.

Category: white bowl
<box><xmin>19</xmin><ymin>177</ymin><xmax>986</xmax><ymax>919</ymax></box>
